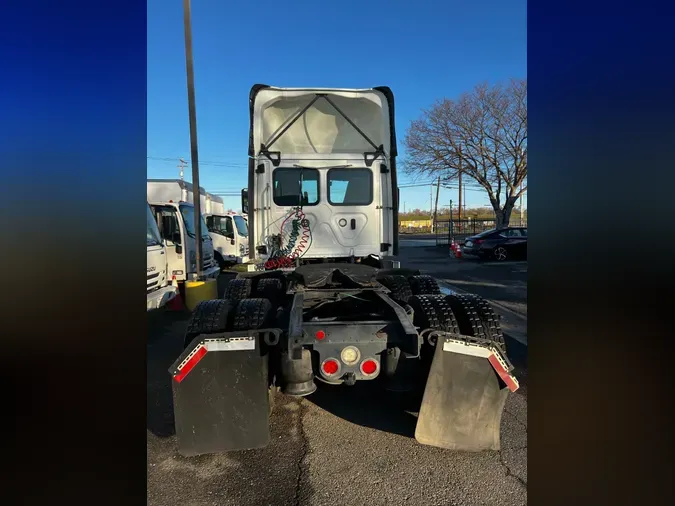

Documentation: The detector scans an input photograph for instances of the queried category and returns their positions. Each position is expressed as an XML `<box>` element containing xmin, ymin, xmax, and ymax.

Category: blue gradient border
<box><xmin>1</xmin><ymin>0</ymin><xmax>673</xmax><ymax>502</ymax></box>
<box><xmin>2</xmin><ymin>1</ymin><xmax>147</xmax><ymax>504</ymax></box>
<box><xmin>529</xmin><ymin>1</ymin><xmax>674</xmax><ymax>503</ymax></box>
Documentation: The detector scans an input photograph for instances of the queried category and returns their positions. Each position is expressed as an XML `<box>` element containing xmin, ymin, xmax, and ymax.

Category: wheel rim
<box><xmin>495</xmin><ymin>247</ymin><xmax>507</xmax><ymax>260</ymax></box>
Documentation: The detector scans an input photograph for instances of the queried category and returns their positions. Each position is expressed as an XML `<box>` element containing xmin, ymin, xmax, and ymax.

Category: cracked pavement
<box><xmin>147</xmin><ymin>244</ymin><xmax>527</xmax><ymax>505</ymax></box>
<box><xmin>148</xmin><ymin>374</ymin><xmax>527</xmax><ymax>505</ymax></box>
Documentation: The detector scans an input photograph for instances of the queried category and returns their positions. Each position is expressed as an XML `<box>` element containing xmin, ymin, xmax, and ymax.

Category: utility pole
<box><xmin>433</xmin><ymin>175</ymin><xmax>441</xmax><ymax>234</ymax></box>
<box><xmin>463</xmin><ymin>181</ymin><xmax>466</xmax><ymax>217</ymax></box>
<box><xmin>458</xmin><ymin>170</ymin><xmax>463</xmax><ymax>224</ymax></box>
<box><xmin>182</xmin><ymin>0</ymin><xmax>203</xmax><ymax>279</ymax></box>
<box><xmin>449</xmin><ymin>199</ymin><xmax>453</xmax><ymax>239</ymax></box>
<box><xmin>519</xmin><ymin>183</ymin><xmax>524</xmax><ymax>226</ymax></box>
<box><xmin>178</xmin><ymin>158</ymin><xmax>186</xmax><ymax>181</ymax></box>
<box><xmin>458</xmin><ymin>146</ymin><xmax>463</xmax><ymax>222</ymax></box>
<box><xmin>430</xmin><ymin>184</ymin><xmax>434</xmax><ymax>233</ymax></box>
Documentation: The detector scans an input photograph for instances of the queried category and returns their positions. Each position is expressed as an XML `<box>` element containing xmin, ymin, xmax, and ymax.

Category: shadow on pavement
<box><xmin>305</xmin><ymin>380</ymin><xmax>421</xmax><ymax>439</ymax></box>
<box><xmin>147</xmin><ymin>308</ymin><xmax>191</xmax><ymax>437</ymax></box>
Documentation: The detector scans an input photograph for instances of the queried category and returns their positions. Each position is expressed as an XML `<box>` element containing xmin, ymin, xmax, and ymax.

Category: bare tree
<box><xmin>404</xmin><ymin>79</ymin><xmax>527</xmax><ymax>228</ymax></box>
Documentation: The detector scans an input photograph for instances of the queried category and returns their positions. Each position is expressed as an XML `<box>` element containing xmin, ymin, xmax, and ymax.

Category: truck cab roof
<box><xmin>248</xmin><ymin>85</ymin><xmax>397</xmax><ymax>159</ymax></box>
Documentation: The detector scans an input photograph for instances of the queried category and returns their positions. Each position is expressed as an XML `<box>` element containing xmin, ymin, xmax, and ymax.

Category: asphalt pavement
<box><xmin>400</xmin><ymin>236</ymin><xmax>527</xmax><ymax>318</ymax></box>
<box><xmin>147</xmin><ymin>245</ymin><xmax>528</xmax><ymax>505</ymax></box>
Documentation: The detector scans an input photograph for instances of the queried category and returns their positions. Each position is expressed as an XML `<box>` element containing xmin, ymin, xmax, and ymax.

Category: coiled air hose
<box><xmin>264</xmin><ymin>207</ymin><xmax>312</xmax><ymax>270</ymax></box>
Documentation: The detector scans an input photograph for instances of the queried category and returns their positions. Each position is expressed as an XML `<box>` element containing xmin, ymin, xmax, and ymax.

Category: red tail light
<box><xmin>321</xmin><ymin>358</ymin><xmax>340</xmax><ymax>377</ymax></box>
<box><xmin>360</xmin><ymin>359</ymin><xmax>379</xmax><ymax>376</ymax></box>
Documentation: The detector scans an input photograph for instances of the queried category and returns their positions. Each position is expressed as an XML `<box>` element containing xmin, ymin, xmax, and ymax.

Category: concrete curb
<box><xmin>436</xmin><ymin>281</ymin><xmax>528</xmax><ymax>347</ymax></box>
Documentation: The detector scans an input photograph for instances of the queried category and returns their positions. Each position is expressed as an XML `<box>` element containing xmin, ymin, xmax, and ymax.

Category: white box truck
<box><xmin>204</xmin><ymin>211</ymin><xmax>249</xmax><ymax>268</ymax></box>
<box><xmin>147</xmin><ymin>179</ymin><xmax>220</xmax><ymax>285</ymax></box>
<box><xmin>201</xmin><ymin>191</ymin><xmax>250</xmax><ymax>267</ymax></box>
<box><xmin>203</xmin><ymin>191</ymin><xmax>224</xmax><ymax>215</ymax></box>
<box><xmin>146</xmin><ymin>202</ymin><xmax>178</xmax><ymax>310</ymax></box>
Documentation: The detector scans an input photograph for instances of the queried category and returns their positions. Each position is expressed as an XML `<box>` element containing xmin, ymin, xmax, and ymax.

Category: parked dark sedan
<box><xmin>462</xmin><ymin>227</ymin><xmax>527</xmax><ymax>261</ymax></box>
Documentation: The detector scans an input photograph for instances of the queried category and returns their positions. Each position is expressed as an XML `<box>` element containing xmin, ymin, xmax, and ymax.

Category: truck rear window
<box><xmin>328</xmin><ymin>168</ymin><xmax>373</xmax><ymax>206</ymax></box>
<box><xmin>273</xmin><ymin>167</ymin><xmax>319</xmax><ymax>206</ymax></box>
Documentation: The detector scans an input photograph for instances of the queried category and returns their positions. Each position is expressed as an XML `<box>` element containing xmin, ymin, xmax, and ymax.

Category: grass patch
<box><xmin>227</xmin><ymin>263</ymin><xmax>250</xmax><ymax>273</ymax></box>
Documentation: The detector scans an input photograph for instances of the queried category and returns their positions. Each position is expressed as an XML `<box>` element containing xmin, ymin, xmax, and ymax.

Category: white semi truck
<box><xmin>147</xmin><ymin>202</ymin><xmax>178</xmax><ymax>310</ymax></box>
<box><xmin>169</xmin><ymin>86</ymin><xmax>519</xmax><ymax>457</ymax></box>
<box><xmin>147</xmin><ymin>180</ymin><xmax>220</xmax><ymax>287</ymax></box>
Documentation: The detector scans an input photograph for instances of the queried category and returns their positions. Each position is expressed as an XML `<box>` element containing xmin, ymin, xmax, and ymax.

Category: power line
<box><xmin>399</xmin><ymin>181</ymin><xmax>486</xmax><ymax>192</ymax></box>
<box><xmin>147</xmin><ymin>156</ymin><xmax>247</xmax><ymax>168</ymax></box>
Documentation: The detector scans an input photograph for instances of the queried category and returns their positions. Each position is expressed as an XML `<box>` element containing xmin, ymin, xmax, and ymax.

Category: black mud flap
<box><xmin>169</xmin><ymin>333</ymin><xmax>272</xmax><ymax>457</ymax></box>
<box><xmin>415</xmin><ymin>339</ymin><xmax>510</xmax><ymax>451</ymax></box>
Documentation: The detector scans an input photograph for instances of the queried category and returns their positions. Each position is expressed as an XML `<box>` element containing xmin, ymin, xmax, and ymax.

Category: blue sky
<box><xmin>147</xmin><ymin>0</ymin><xmax>526</xmax><ymax>212</ymax></box>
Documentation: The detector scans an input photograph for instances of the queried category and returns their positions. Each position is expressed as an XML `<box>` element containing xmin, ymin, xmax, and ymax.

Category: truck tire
<box><xmin>408</xmin><ymin>294</ymin><xmax>460</xmax><ymax>335</ymax></box>
<box><xmin>395</xmin><ymin>295</ymin><xmax>459</xmax><ymax>402</ymax></box>
<box><xmin>378</xmin><ymin>275</ymin><xmax>413</xmax><ymax>303</ymax></box>
<box><xmin>409</xmin><ymin>275</ymin><xmax>441</xmax><ymax>296</ymax></box>
<box><xmin>183</xmin><ymin>299</ymin><xmax>233</xmax><ymax>349</ymax></box>
<box><xmin>444</xmin><ymin>293</ymin><xmax>502</xmax><ymax>344</ymax></box>
<box><xmin>224</xmin><ymin>277</ymin><xmax>252</xmax><ymax>302</ymax></box>
<box><xmin>450</xmin><ymin>293</ymin><xmax>504</xmax><ymax>345</ymax></box>
<box><xmin>254</xmin><ymin>278</ymin><xmax>284</xmax><ymax>306</ymax></box>
<box><xmin>232</xmin><ymin>298</ymin><xmax>275</xmax><ymax>331</ymax></box>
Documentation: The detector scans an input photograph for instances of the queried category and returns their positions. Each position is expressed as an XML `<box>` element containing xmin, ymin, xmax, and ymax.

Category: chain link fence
<box><xmin>435</xmin><ymin>219</ymin><xmax>501</xmax><ymax>246</ymax></box>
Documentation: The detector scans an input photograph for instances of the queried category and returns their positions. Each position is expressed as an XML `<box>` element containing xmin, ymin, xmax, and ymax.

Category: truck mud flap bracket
<box><xmin>169</xmin><ymin>330</ymin><xmax>280</xmax><ymax>457</ymax></box>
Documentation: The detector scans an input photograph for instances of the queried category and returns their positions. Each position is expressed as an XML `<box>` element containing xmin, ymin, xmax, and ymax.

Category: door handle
<box><xmin>350</xmin><ymin>219</ymin><xmax>356</xmax><ymax>230</ymax></box>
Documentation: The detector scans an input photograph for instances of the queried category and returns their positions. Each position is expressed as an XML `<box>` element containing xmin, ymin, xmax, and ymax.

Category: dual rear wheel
<box><xmin>377</xmin><ymin>273</ymin><xmax>505</xmax><ymax>395</ymax></box>
<box><xmin>184</xmin><ymin>276</ymin><xmax>283</xmax><ymax>414</ymax></box>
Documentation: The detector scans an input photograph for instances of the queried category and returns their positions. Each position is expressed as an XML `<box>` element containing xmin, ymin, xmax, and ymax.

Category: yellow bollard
<box><xmin>184</xmin><ymin>278</ymin><xmax>218</xmax><ymax>311</ymax></box>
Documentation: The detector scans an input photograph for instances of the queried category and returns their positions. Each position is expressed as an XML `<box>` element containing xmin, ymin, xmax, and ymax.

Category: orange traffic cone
<box><xmin>455</xmin><ymin>243</ymin><xmax>462</xmax><ymax>258</ymax></box>
<box><xmin>167</xmin><ymin>276</ymin><xmax>186</xmax><ymax>311</ymax></box>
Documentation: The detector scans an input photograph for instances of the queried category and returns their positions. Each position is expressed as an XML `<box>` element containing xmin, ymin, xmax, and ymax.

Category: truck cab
<box><xmin>204</xmin><ymin>212</ymin><xmax>249</xmax><ymax>269</ymax></box>
<box><xmin>146</xmin><ymin>202</ymin><xmax>178</xmax><ymax>310</ymax></box>
<box><xmin>246</xmin><ymin>86</ymin><xmax>398</xmax><ymax>268</ymax></box>
<box><xmin>147</xmin><ymin>180</ymin><xmax>220</xmax><ymax>285</ymax></box>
